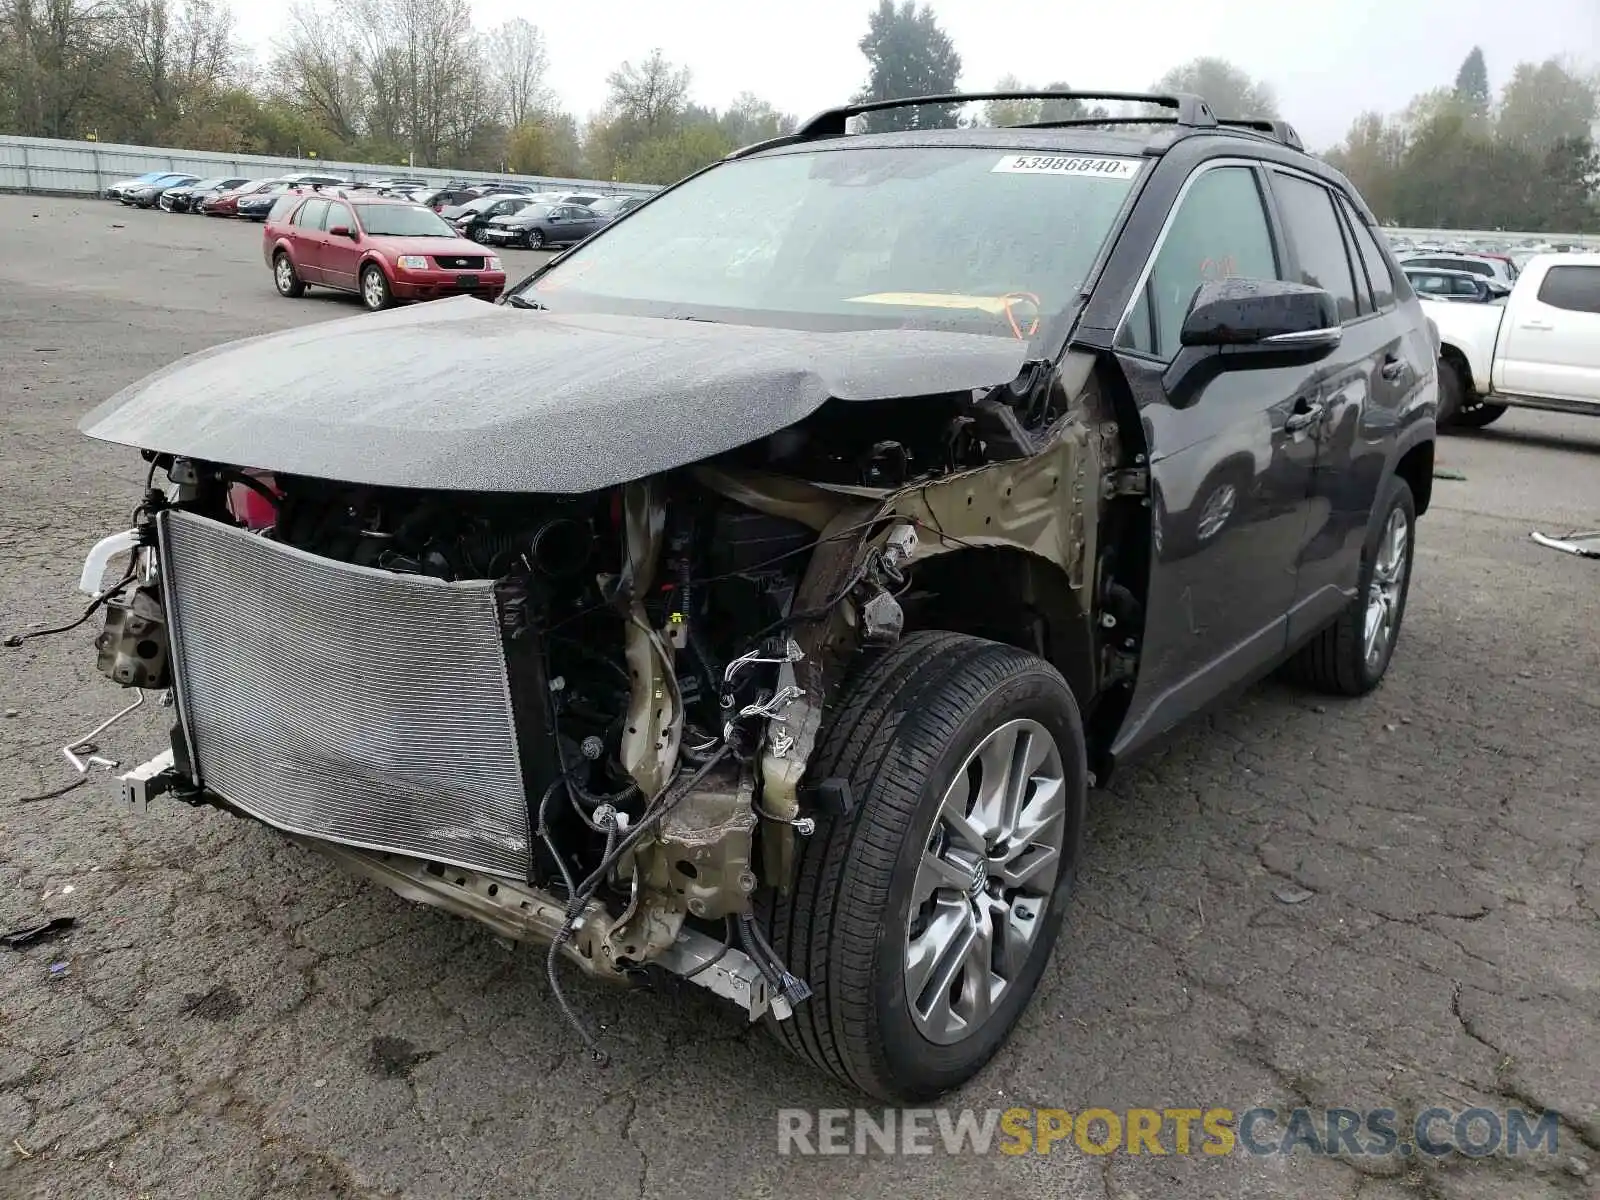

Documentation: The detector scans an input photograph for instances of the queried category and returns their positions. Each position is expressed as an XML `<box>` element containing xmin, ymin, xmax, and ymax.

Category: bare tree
<box><xmin>343</xmin><ymin>0</ymin><xmax>485</xmax><ymax>165</ymax></box>
<box><xmin>483</xmin><ymin>16</ymin><xmax>547</xmax><ymax>128</ymax></box>
<box><xmin>117</xmin><ymin>0</ymin><xmax>237</xmax><ymax>122</ymax></box>
<box><xmin>269</xmin><ymin>2</ymin><xmax>364</xmax><ymax>142</ymax></box>
<box><xmin>606</xmin><ymin>47</ymin><xmax>690</xmax><ymax>133</ymax></box>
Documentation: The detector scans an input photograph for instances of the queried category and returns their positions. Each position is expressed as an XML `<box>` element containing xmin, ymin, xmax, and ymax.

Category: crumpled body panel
<box><xmin>80</xmin><ymin>300</ymin><xmax>1028</xmax><ymax>493</ymax></box>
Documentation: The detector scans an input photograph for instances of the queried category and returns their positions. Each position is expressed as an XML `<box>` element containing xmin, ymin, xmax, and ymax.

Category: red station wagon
<box><xmin>263</xmin><ymin>192</ymin><xmax>507</xmax><ymax>310</ymax></box>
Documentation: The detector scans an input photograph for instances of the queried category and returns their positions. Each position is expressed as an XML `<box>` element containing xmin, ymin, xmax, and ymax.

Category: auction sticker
<box><xmin>992</xmin><ymin>154</ymin><xmax>1141</xmax><ymax>179</ymax></box>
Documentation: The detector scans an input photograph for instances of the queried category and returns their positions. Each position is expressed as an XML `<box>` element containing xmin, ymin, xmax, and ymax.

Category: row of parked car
<box><xmin>104</xmin><ymin>170</ymin><xmax>645</xmax><ymax>235</ymax></box>
<box><xmin>1397</xmin><ymin>250</ymin><xmax>1520</xmax><ymax>305</ymax></box>
<box><xmin>431</xmin><ymin>188</ymin><xmax>642</xmax><ymax>249</ymax></box>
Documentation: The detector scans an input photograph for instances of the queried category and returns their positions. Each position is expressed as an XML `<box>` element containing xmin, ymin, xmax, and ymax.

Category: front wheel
<box><xmin>524</xmin><ymin>228</ymin><xmax>544</xmax><ymax>250</ymax></box>
<box><xmin>760</xmin><ymin>632</ymin><xmax>1088</xmax><ymax>1101</ymax></box>
<box><xmin>360</xmin><ymin>264</ymin><xmax>393</xmax><ymax>311</ymax></box>
<box><xmin>469</xmin><ymin>224</ymin><xmax>488</xmax><ymax>243</ymax></box>
<box><xmin>1285</xmin><ymin>474</ymin><xmax>1416</xmax><ymax>696</ymax></box>
<box><xmin>273</xmin><ymin>252</ymin><xmax>305</xmax><ymax>298</ymax></box>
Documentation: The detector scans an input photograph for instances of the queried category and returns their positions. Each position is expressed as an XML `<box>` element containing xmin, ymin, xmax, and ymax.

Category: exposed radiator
<box><xmin>157</xmin><ymin>509</ymin><xmax>530</xmax><ymax>877</ymax></box>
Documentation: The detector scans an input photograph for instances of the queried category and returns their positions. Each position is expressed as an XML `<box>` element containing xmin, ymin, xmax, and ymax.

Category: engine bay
<box><xmin>68</xmin><ymin>359</ymin><xmax>1111</xmax><ymax>1052</ymax></box>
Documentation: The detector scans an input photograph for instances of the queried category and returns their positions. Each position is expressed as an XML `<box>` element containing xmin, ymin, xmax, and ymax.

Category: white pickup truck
<box><xmin>1427</xmin><ymin>253</ymin><xmax>1600</xmax><ymax>428</ymax></box>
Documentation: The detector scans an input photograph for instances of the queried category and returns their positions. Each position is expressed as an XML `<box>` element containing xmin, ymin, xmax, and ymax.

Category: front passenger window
<box><xmin>1120</xmin><ymin>166</ymin><xmax>1281</xmax><ymax>360</ymax></box>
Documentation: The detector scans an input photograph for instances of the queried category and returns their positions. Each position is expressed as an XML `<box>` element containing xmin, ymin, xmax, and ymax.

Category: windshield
<box><xmin>513</xmin><ymin>145</ymin><xmax>1141</xmax><ymax>346</ymax></box>
<box><xmin>356</xmin><ymin>204</ymin><xmax>458</xmax><ymax>237</ymax></box>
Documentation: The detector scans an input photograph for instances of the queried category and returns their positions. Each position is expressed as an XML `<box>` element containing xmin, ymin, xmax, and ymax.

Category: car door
<box><xmin>1110</xmin><ymin>161</ymin><xmax>1323</xmax><ymax>755</ymax></box>
<box><xmin>319</xmin><ymin>200</ymin><xmax>362</xmax><ymax>292</ymax></box>
<box><xmin>289</xmin><ymin>197</ymin><xmax>331</xmax><ymax>283</ymax></box>
<box><xmin>571</xmin><ymin>205</ymin><xmax>607</xmax><ymax>241</ymax></box>
<box><xmin>1270</xmin><ymin>176</ymin><xmax>1419</xmax><ymax>642</ymax></box>
<box><xmin>553</xmin><ymin>205</ymin><xmax>584</xmax><ymax>243</ymax></box>
<box><xmin>1496</xmin><ymin>263</ymin><xmax>1600</xmax><ymax>406</ymax></box>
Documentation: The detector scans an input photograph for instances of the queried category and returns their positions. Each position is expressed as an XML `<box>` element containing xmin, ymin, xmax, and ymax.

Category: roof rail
<box><xmin>795</xmin><ymin>90</ymin><xmax>1218</xmax><ymax>138</ymax></box>
<box><xmin>1216</xmin><ymin>118</ymin><xmax>1304</xmax><ymax>151</ymax></box>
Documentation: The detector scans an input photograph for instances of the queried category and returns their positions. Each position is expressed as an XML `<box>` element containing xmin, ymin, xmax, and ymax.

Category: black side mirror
<box><xmin>1164</xmin><ymin>278</ymin><xmax>1341</xmax><ymax>408</ymax></box>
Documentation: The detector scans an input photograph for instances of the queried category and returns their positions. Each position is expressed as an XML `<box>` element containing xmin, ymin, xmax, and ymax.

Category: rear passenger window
<box><xmin>1271</xmin><ymin>172</ymin><xmax>1360</xmax><ymax>323</ymax></box>
<box><xmin>295</xmin><ymin>198</ymin><xmax>329</xmax><ymax>229</ymax></box>
<box><xmin>1120</xmin><ymin>166</ymin><xmax>1281</xmax><ymax>360</ymax></box>
<box><xmin>1537</xmin><ymin>266</ymin><xmax>1600</xmax><ymax>315</ymax></box>
<box><xmin>1342</xmin><ymin>202</ymin><xmax>1396</xmax><ymax>310</ymax></box>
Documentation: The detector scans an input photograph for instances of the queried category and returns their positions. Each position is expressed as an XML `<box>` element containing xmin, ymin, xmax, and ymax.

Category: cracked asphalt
<box><xmin>2</xmin><ymin>194</ymin><xmax>1598</xmax><ymax>1200</ymax></box>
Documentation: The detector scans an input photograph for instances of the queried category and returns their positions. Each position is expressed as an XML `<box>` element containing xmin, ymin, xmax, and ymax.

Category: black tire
<box><xmin>760</xmin><ymin>632</ymin><xmax>1088</xmax><ymax>1102</ymax></box>
<box><xmin>272</xmin><ymin>252</ymin><xmax>305</xmax><ymax>298</ymax></box>
<box><xmin>525</xmin><ymin>228</ymin><xmax>544</xmax><ymax>250</ymax></box>
<box><xmin>1438</xmin><ymin>356</ymin><xmax>1506</xmax><ymax>430</ymax></box>
<box><xmin>1285</xmin><ymin>474</ymin><xmax>1416</xmax><ymax>696</ymax></box>
<box><xmin>1453</xmin><ymin>398</ymin><xmax>1508</xmax><ymax>429</ymax></box>
<box><xmin>360</xmin><ymin>264</ymin><xmax>393</xmax><ymax>311</ymax></box>
<box><xmin>1436</xmin><ymin>356</ymin><xmax>1463</xmax><ymax>425</ymax></box>
<box><xmin>469</xmin><ymin>224</ymin><xmax>488</xmax><ymax>243</ymax></box>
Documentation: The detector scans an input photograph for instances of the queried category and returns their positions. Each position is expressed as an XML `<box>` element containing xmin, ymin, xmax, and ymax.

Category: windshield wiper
<box><xmin>504</xmin><ymin>294</ymin><xmax>546</xmax><ymax>310</ymax></box>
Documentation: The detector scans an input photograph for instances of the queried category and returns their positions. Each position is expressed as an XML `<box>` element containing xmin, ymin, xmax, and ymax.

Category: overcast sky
<box><xmin>230</xmin><ymin>0</ymin><xmax>1600</xmax><ymax>149</ymax></box>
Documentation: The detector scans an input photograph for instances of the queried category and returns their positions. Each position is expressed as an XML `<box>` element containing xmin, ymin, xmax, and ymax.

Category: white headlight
<box><xmin>396</xmin><ymin>255</ymin><xmax>429</xmax><ymax>270</ymax></box>
<box><xmin>486</xmin><ymin>256</ymin><xmax>503</xmax><ymax>272</ymax></box>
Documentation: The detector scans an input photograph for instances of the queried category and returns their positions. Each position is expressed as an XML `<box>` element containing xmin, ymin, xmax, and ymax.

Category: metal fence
<box><xmin>0</xmin><ymin>134</ymin><xmax>659</xmax><ymax>199</ymax></box>
<box><xmin>1386</xmin><ymin>226</ymin><xmax>1600</xmax><ymax>250</ymax></box>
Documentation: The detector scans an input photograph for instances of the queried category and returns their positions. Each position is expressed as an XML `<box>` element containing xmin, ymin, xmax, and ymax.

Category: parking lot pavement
<box><xmin>1</xmin><ymin>193</ymin><xmax>1598</xmax><ymax>1199</ymax></box>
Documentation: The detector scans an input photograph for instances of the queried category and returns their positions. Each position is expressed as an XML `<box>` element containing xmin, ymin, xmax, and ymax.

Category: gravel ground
<box><xmin>1</xmin><ymin>194</ymin><xmax>1598</xmax><ymax>1200</ymax></box>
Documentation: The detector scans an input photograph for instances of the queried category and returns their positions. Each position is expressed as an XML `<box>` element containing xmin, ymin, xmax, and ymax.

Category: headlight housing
<box><xmin>486</xmin><ymin>256</ymin><xmax>503</xmax><ymax>272</ymax></box>
<box><xmin>396</xmin><ymin>255</ymin><xmax>429</xmax><ymax>270</ymax></box>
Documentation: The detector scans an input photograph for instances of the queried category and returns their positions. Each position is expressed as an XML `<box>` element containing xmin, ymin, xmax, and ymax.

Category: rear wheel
<box><xmin>760</xmin><ymin>632</ymin><xmax>1088</xmax><ymax>1102</ymax></box>
<box><xmin>1438</xmin><ymin>357</ymin><xmax>1506</xmax><ymax>430</ymax></box>
<box><xmin>360</xmin><ymin>264</ymin><xmax>393</xmax><ymax>311</ymax></box>
<box><xmin>272</xmin><ymin>252</ymin><xmax>305</xmax><ymax>298</ymax></box>
<box><xmin>1285</xmin><ymin>474</ymin><xmax>1415</xmax><ymax>696</ymax></box>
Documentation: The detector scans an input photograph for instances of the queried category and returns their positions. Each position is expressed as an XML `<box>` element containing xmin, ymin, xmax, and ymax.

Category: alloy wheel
<box><xmin>274</xmin><ymin>256</ymin><xmax>294</xmax><ymax>295</ymax></box>
<box><xmin>904</xmin><ymin>718</ymin><xmax>1067</xmax><ymax>1046</ymax></box>
<box><xmin>1196</xmin><ymin>482</ymin><xmax>1238</xmax><ymax>541</ymax></box>
<box><xmin>1364</xmin><ymin>506</ymin><xmax>1410</xmax><ymax>669</ymax></box>
<box><xmin>362</xmin><ymin>269</ymin><xmax>386</xmax><ymax>309</ymax></box>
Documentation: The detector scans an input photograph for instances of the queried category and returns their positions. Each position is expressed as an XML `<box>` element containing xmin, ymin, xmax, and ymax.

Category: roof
<box><xmin>1523</xmin><ymin>252</ymin><xmax>1600</xmax><ymax>268</ymax></box>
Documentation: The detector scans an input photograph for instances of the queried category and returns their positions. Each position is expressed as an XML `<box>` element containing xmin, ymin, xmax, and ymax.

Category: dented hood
<box><xmin>79</xmin><ymin>298</ymin><xmax>1029</xmax><ymax>492</ymax></box>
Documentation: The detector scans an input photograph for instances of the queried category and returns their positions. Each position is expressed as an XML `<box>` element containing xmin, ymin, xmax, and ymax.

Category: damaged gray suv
<box><xmin>66</xmin><ymin>91</ymin><xmax>1436</xmax><ymax>1102</ymax></box>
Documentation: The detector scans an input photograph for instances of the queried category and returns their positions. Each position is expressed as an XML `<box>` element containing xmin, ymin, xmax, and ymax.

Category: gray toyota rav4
<box><xmin>66</xmin><ymin>90</ymin><xmax>1436</xmax><ymax>1102</ymax></box>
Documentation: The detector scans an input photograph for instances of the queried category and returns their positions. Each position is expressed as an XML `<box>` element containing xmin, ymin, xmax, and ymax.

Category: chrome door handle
<box><xmin>1284</xmin><ymin>400</ymin><xmax>1326</xmax><ymax>432</ymax></box>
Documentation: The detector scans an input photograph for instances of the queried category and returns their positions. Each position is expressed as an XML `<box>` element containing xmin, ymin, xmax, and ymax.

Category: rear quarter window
<box><xmin>1339</xmin><ymin>198</ymin><xmax>1396</xmax><ymax>311</ymax></box>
